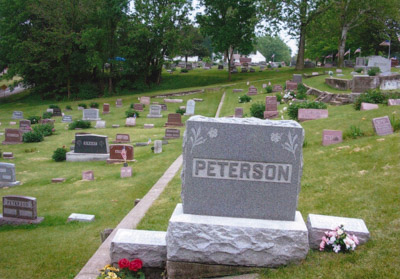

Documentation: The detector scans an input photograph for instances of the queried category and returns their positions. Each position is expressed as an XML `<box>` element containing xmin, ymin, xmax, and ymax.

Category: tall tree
<box><xmin>197</xmin><ymin>0</ymin><xmax>258</xmax><ymax>81</ymax></box>
<box><xmin>256</xmin><ymin>36</ymin><xmax>292</xmax><ymax>64</ymax></box>
<box><xmin>178</xmin><ymin>25</ymin><xmax>210</xmax><ymax>63</ymax></box>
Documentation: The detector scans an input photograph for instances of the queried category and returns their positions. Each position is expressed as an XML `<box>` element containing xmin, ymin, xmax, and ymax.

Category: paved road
<box><xmin>0</xmin><ymin>85</ymin><xmax>25</xmax><ymax>98</ymax></box>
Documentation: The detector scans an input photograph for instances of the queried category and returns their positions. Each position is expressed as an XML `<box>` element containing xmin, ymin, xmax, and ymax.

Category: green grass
<box><xmin>138</xmin><ymin>98</ymin><xmax>400</xmax><ymax>278</ymax></box>
<box><xmin>303</xmin><ymin>68</ymin><xmax>353</xmax><ymax>94</ymax></box>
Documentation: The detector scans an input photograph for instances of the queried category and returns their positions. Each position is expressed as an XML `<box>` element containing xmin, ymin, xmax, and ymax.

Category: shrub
<box><xmin>250</xmin><ymin>102</ymin><xmax>266</xmax><ymax>119</ymax></box>
<box><xmin>344</xmin><ymin>125</ymin><xmax>365</xmax><ymax>139</ymax></box>
<box><xmin>278</xmin><ymin>64</ymin><xmax>282</xmax><ymax>68</ymax></box>
<box><xmin>68</xmin><ymin>120</ymin><xmax>91</xmax><ymax>130</ymax></box>
<box><xmin>52</xmin><ymin>147</ymin><xmax>67</xmax><ymax>162</ymax></box>
<box><xmin>65</xmin><ymin>105</ymin><xmax>72</xmax><ymax>110</ymax></box>
<box><xmin>125</xmin><ymin>109</ymin><xmax>140</xmax><ymax>118</ymax></box>
<box><xmin>27</xmin><ymin>116</ymin><xmax>41</xmax><ymax>125</ymax></box>
<box><xmin>355</xmin><ymin>68</ymin><xmax>363</xmax><ymax>73</ymax></box>
<box><xmin>266</xmin><ymin>85</ymin><xmax>273</xmax><ymax>93</ymax></box>
<box><xmin>287</xmin><ymin>101</ymin><xmax>328</xmax><ymax>120</ymax></box>
<box><xmin>276</xmin><ymin>93</ymin><xmax>283</xmax><ymax>103</ymax></box>
<box><xmin>78</xmin><ymin>103</ymin><xmax>87</xmax><ymax>109</ymax></box>
<box><xmin>267</xmin><ymin>64</ymin><xmax>272</xmax><ymax>69</ymax></box>
<box><xmin>176</xmin><ymin>108</ymin><xmax>185</xmax><ymax>115</ymax></box>
<box><xmin>33</xmin><ymin>124</ymin><xmax>53</xmax><ymax>137</ymax></box>
<box><xmin>23</xmin><ymin>131</ymin><xmax>44</xmax><ymax>143</ymax></box>
<box><xmin>390</xmin><ymin>115</ymin><xmax>400</xmax><ymax>132</ymax></box>
<box><xmin>297</xmin><ymin>83</ymin><xmax>308</xmax><ymax>95</ymax></box>
<box><xmin>90</xmin><ymin>102</ymin><xmax>99</xmax><ymax>108</ymax></box>
<box><xmin>238</xmin><ymin>95</ymin><xmax>252</xmax><ymax>103</ymax></box>
<box><xmin>368</xmin><ymin>67</ymin><xmax>380</xmax><ymax>76</ymax></box>
<box><xmin>42</xmin><ymin>111</ymin><xmax>52</xmax><ymax>119</ymax></box>
<box><xmin>353</xmin><ymin>89</ymin><xmax>385</xmax><ymax>110</ymax></box>
<box><xmin>49</xmin><ymin>104</ymin><xmax>60</xmax><ymax>109</ymax></box>
<box><xmin>180</xmin><ymin>68</ymin><xmax>188</xmax><ymax>73</ymax></box>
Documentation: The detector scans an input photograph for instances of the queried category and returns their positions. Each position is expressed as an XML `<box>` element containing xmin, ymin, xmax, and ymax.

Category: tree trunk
<box><xmin>296</xmin><ymin>24</ymin><xmax>306</xmax><ymax>70</ymax></box>
<box><xmin>67</xmin><ymin>77</ymin><xmax>71</xmax><ymax>100</ymax></box>
<box><xmin>338</xmin><ymin>25</ymin><xmax>348</xmax><ymax>68</ymax></box>
<box><xmin>228</xmin><ymin>47</ymin><xmax>234</xmax><ymax>81</ymax></box>
<box><xmin>185</xmin><ymin>55</ymin><xmax>188</xmax><ymax>64</ymax></box>
<box><xmin>108</xmin><ymin>63</ymin><xmax>113</xmax><ymax>94</ymax></box>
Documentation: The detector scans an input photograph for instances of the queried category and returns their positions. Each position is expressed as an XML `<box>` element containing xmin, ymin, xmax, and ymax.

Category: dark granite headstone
<box><xmin>52</xmin><ymin>108</ymin><xmax>62</xmax><ymax>117</ymax></box>
<box><xmin>103</xmin><ymin>103</ymin><xmax>110</xmax><ymax>114</ymax></box>
<box><xmin>19</xmin><ymin>120</ymin><xmax>31</xmax><ymax>133</ymax></box>
<box><xmin>133</xmin><ymin>103</ymin><xmax>144</xmax><ymax>111</ymax></box>
<box><xmin>165</xmin><ymin>113</ymin><xmax>184</xmax><ymax>127</ymax></box>
<box><xmin>372</xmin><ymin>116</ymin><xmax>393</xmax><ymax>136</ymax></box>
<box><xmin>74</xmin><ymin>134</ymin><xmax>109</xmax><ymax>154</ymax></box>
<box><xmin>2</xmin><ymin>196</ymin><xmax>37</xmax><ymax>220</ymax></box>
<box><xmin>108</xmin><ymin>144</ymin><xmax>134</xmax><ymax>162</ymax></box>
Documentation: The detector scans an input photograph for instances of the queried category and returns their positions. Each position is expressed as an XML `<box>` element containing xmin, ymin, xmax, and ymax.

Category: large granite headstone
<box><xmin>108</xmin><ymin>144</ymin><xmax>134</xmax><ymax>163</ymax></box>
<box><xmin>147</xmin><ymin>105</ymin><xmax>162</xmax><ymax>118</ymax></box>
<box><xmin>298</xmin><ymin>109</ymin><xmax>329</xmax><ymax>122</ymax></box>
<box><xmin>372</xmin><ymin>116</ymin><xmax>393</xmax><ymax>136</ymax></box>
<box><xmin>74</xmin><ymin>134</ymin><xmax>109</xmax><ymax>154</ymax></box>
<box><xmin>164</xmin><ymin>129</ymin><xmax>180</xmax><ymax>139</ymax></box>
<box><xmin>165</xmin><ymin>113</ymin><xmax>184</xmax><ymax>127</ymax></box>
<box><xmin>62</xmin><ymin>115</ymin><xmax>73</xmax><ymax>123</ymax></box>
<box><xmin>264</xmin><ymin>96</ymin><xmax>278</xmax><ymax>119</ymax></box>
<box><xmin>322</xmin><ymin>130</ymin><xmax>343</xmax><ymax>146</ymax></box>
<box><xmin>368</xmin><ymin>56</ymin><xmax>391</xmax><ymax>74</ymax></box>
<box><xmin>0</xmin><ymin>163</ymin><xmax>20</xmax><ymax>187</ymax></box>
<box><xmin>181</xmin><ymin>116</ymin><xmax>304</xmax><ymax>221</ymax></box>
<box><xmin>82</xmin><ymin>109</ymin><xmax>101</xmax><ymax>121</ymax></box>
<box><xmin>2</xmin><ymin>129</ymin><xmax>23</xmax><ymax>145</ymax></box>
<box><xmin>12</xmin><ymin>111</ymin><xmax>23</xmax><ymax>119</ymax></box>
<box><xmin>185</xmin><ymin>100</ymin><xmax>196</xmax><ymax>116</ymax></box>
<box><xmin>247</xmin><ymin>86</ymin><xmax>257</xmax><ymax>96</ymax></box>
<box><xmin>0</xmin><ymin>195</ymin><xmax>44</xmax><ymax>225</ymax></box>
<box><xmin>292</xmin><ymin>74</ymin><xmax>302</xmax><ymax>84</ymax></box>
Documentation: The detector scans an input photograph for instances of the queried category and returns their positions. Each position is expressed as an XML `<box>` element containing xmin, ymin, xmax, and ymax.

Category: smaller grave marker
<box><xmin>163</xmin><ymin>129</ymin><xmax>180</xmax><ymax>139</ymax></box>
<box><xmin>147</xmin><ymin>105</ymin><xmax>162</xmax><ymax>118</ymax></box>
<box><xmin>125</xmin><ymin>117</ymin><xmax>136</xmax><ymax>127</ymax></box>
<box><xmin>0</xmin><ymin>195</ymin><xmax>44</xmax><ymax>225</ymax></box>
<box><xmin>67</xmin><ymin>213</ymin><xmax>95</xmax><ymax>222</ymax></box>
<box><xmin>360</xmin><ymin>102</ymin><xmax>378</xmax><ymax>111</ymax></box>
<box><xmin>247</xmin><ymin>86</ymin><xmax>258</xmax><ymax>96</ymax></box>
<box><xmin>322</xmin><ymin>130</ymin><xmax>343</xmax><ymax>146</ymax></box>
<box><xmin>62</xmin><ymin>115</ymin><xmax>73</xmax><ymax>123</ymax></box>
<box><xmin>82</xmin><ymin>171</ymin><xmax>94</xmax><ymax>181</ymax></box>
<box><xmin>116</xmin><ymin>99</ymin><xmax>123</xmax><ymax>107</ymax></box>
<box><xmin>95</xmin><ymin>121</ymin><xmax>106</xmax><ymax>129</ymax></box>
<box><xmin>372</xmin><ymin>116</ymin><xmax>393</xmax><ymax>136</ymax></box>
<box><xmin>121</xmin><ymin>167</ymin><xmax>132</xmax><ymax>178</ymax></box>
<box><xmin>140</xmin><ymin>97</ymin><xmax>150</xmax><ymax>105</ymax></box>
<box><xmin>12</xmin><ymin>111</ymin><xmax>24</xmax><ymax>119</ymax></box>
<box><xmin>103</xmin><ymin>103</ymin><xmax>110</xmax><ymax>114</ymax></box>
<box><xmin>154</xmin><ymin>140</ymin><xmax>162</xmax><ymax>154</ymax></box>
<box><xmin>115</xmin><ymin>134</ymin><xmax>130</xmax><ymax>143</ymax></box>
<box><xmin>133</xmin><ymin>103</ymin><xmax>144</xmax><ymax>111</ymax></box>
<box><xmin>234</xmin><ymin>108</ymin><xmax>243</xmax><ymax>118</ymax></box>
<box><xmin>388</xmin><ymin>99</ymin><xmax>400</xmax><ymax>106</ymax></box>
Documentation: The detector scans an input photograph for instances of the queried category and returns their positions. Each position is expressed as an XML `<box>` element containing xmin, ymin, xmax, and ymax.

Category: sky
<box><xmin>190</xmin><ymin>0</ymin><xmax>298</xmax><ymax>56</ymax></box>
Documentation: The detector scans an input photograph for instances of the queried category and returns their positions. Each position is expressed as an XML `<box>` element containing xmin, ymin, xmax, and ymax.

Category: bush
<box><xmin>27</xmin><ymin>116</ymin><xmax>41</xmax><ymax>125</ymax></box>
<box><xmin>23</xmin><ymin>131</ymin><xmax>44</xmax><ymax>143</ymax></box>
<box><xmin>78</xmin><ymin>103</ymin><xmax>87</xmax><ymax>109</ymax></box>
<box><xmin>49</xmin><ymin>104</ymin><xmax>60</xmax><ymax>109</ymax></box>
<box><xmin>180</xmin><ymin>68</ymin><xmax>188</xmax><ymax>73</ymax></box>
<box><xmin>390</xmin><ymin>115</ymin><xmax>400</xmax><ymax>132</ymax></box>
<box><xmin>125</xmin><ymin>109</ymin><xmax>140</xmax><ymax>118</ymax></box>
<box><xmin>353</xmin><ymin>89</ymin><xmax>385</xmax><ymax>110</ymax></box>
<box><xmin>267</xmin><ymin>64</ymin><xmax>272</xmax><ymax>69</ymax></box>
<box><xmin>33</xmin><ymin>124</ymin><xmax>53</xmax><ymax>137</ymax></box>
<box><xmin>355</xmin><ymin>68</ymin><xmax>363</xmax><ymax>73</ymax></box>
<box><xmin>287</xmin><ymin>101</ymin><xmax>328</xmax><ymax>120</ymax></box>
<box><xmin>65</xmin><ymin>105</ymin><xmax>72</xmax><ymax>110</ymax></box>
<box><xmin>90</xmin><ymin>102</ymin><xmax>99</xmax><ymax>108</ymax></box>
<box><xmin>266</xmin><ymin>85</ymin><xmax>273</xmax><ymax>93</ymax></box>
<box><xmin>278</xmin><ymin>64</ymin><xmax>282</xmax><ymax>68</ymax></box>
<box><xmin>250</xmin><ymin>102</ymin><xmax>266</xmax><ymax>119</ymax></box>
<box><xmin>297</xmin><ymin>83</ymin><xmax>308</xmax><ymax>100</ymax></box>
<box><xmin>276</xmin><ymin>93</ymin><xmax>283</xmax><ymax>103</ymax></box>
<box><xmin>238</xmin><ymin>95</ymin><xmax>252</xmax><ymax>103</ymax></box>
<box><xmin>68</xmin><ymin>120</ymin><xmax>91</xmax><ymax>130</ymax></box>
<box><xmin>176</xmin><ymin>108</ymin><xmax>185</xmax><ymax>115</ymax></box>
<box><xmin>368</xmin><ymin>67</ymin><xmax>380</xmax><ymax>76</ymax></box>
<box><xmin>52</xmin><ymin>147</ymin><xmax>67</xmax><ymax>162</ymax></box>
<box><xmin>42</xmin><ymin>111</ymin><xmax>52</xmax><ymax>119</ymax></box>
<box><xmin>344</xmin><ymin>125</ymin><xmax>365</xmax><ymax>139</ymax></box>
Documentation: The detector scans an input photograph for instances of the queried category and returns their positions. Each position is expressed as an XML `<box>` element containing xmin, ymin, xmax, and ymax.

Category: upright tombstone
<box><xmin>368</xmin><ymin>56</ymin><xmax>391</xmax><ymax>74</ymax></box>
<box><xmin>95</xmin><ymin>121</ymin><xmax>106</xmax><ymax>129</ymax></box>
<box><xmin>292</xmin><ymin>74</ymin><xmax>302</xmax><ymax>84</ymax></box>
<box><xmin>247</xmin><ymin>86</ymin><xmax>258</xmax><ymax>96</ymax></box>
<box><xmin>103</xmin><ymin>103</ymin><xmax>110</xmax><ymax>114</ymax></box>
<box><xmin>52</xmin><ymin>108</ymin><xmax>62</xmax><ymax>117</ymax></box>
<box><xmin>264</xmin><ymin>96</ymin><xmax>279</xmax><ymax>119</ymax></box>
<box><xmin>0</xmin><ymin>196</ymin><xmax>44</xmax><ymax>225</ymax></box>
<box><xmin>322</xmin><ymin>130</ymin><xmax>343</xmax><ymax>146</ymax></box>
<box><xmin>184</xmin><ymin>100</ymin><xmax>196</xmax><ymax>116</ymax></box>
<box><xmin>388</xmin><ymin>99</ymin><xmax>400</xmax><ymax>106</ymax></box>
<box><xmin>107</xmin><ymin>144</ymin><xmax>134</xmax><ymax>163</ymax></box>
<box><xmin>372</xmin><ymin>116</ymin><xmax>393</xmax><ymax>136</ymax></box>
<box><xmin>286</xmin><ymin>81</ymin><xmax>298</xmax><ymax>91</ymax></box>
<box><xmin>19</xmin><ymin>120</ymin><xmax>31</xmax><ymax>133</ymax></box>
<box><xmin>298</xmin><ymin>109</ymin><xmax>329</xmax><ymax>122</ymax></box>
<box><xmin>147</xmin><ymin>105</ymin><xmax>162</xmax><ymax>118</ymax></box>
<box><xmin>0</xmin><ymin>163</ymin><xmax>20</xmax><ymax>187</ymax></box>
<box><xmin>273</xmin><ymin>84</ymin><xmax>283</xmax><ymax>92</ymax></box>
<box><xmin>62</xmin><ymin>115</ymin><xmax>73</xmax><ymax>123</ymax></box>
<box><xmin>160</xmin><ymin>103</ymin><xmax>168</xmax><ymax>111</ymax></box>
<box><xmin>12</xmin><ymin>111</ymin><xmax>23</xmax><ymax>119</ymax></box>
<box><xmin>154</xmin><ymin>140</ymin><xmax>162</xmax><ymax>154</ymax></box>
<box><xmin>133</xmin><ymin>103</ymin><xmax>144</xmax><ymax>111</ymax></box>
<box><xmin>164</xmin><ymin>129</ymin><xmax>180</xmax><ymax>140</ymax></box>
<box><xmin>125</xmin><ymin>117</ymin><xmax>136</xmax><ymax>127</ymax></box>
<box><xmin>115</xmin><ymin>134</ymin><xmax>130</xmax><ymax>143</ymax></box>
<box><xmin>140</xmin><ymin>97</ymin><xmax>151</xmax><ymax>105</ymax></box>
<box><xmin>116</xmin><ymin>99</ymin><xmax>123</xmax><ymax>107</ymax></box>
<box><xmin>82</xmin><ymin>109</ymin><xmax>101</xmax><ymax>121</ymax></box>
<box><xmin>2</xmin><ymin>129</ymin><xmax>23</xmax><ymax>145</ymax></box>
<box><xmin>66</xmin><ymin>134</ymin><xmax>109</xmax><ymax>162</ymax></box>
<box><xmin>165</xmin><ymin>113</ymin><xmax>184</xmax><ymax>127</ymax></box>
<box><xmin>166</xmin><ymin>116</ymin><xmax>308</xmax><ymax>273</ymax></box>
<box><xmin>352</xmin><ymin>75</ymin><xmax>379</xmax><ymax>93</ymax></box>
<box><xmin>234</xmin><ymin>107</ymin><xmax>243</xmax><ymax>118</ymax></box>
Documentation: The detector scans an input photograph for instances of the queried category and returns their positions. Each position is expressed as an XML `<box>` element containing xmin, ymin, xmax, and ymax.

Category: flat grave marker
<box><xmin>388</xmin><ymin>99</ymin><xmax>400</xmax><ymax>106</ymax></box>
<box><xmin>298</xmin><ymin>109</ymin><xmax>329</xmax><ymax>122</ymax></box>
<box><xmin>322</xmin><ymin>130</ymin><xmax>343</xmax><ymax>146</ymax></box>
<box><xmin>62</xmin><ymin>115</ymin><xmax>73</xmax><ymax>123</ymax></box>
<box><xmin>95</xmin><ymin>121</ymin><xmax>106</xmax><ymax>129</ymax></box>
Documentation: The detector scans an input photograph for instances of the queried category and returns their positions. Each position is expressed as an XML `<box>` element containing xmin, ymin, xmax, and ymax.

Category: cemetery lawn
<box><xmin>139</xmin><ymin>96</ymin><xmax>400</xmax><ymax>278</ymax></box>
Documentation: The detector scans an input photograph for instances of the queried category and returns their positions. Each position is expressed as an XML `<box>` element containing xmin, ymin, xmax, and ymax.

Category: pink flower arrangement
<box><xmin>319</xmin><ymin>225</ymin><xmax>359</xmax><ymax>253</ymax></box>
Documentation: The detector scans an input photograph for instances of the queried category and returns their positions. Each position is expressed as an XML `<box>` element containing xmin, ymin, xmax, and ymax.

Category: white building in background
<box><xmin>172</xmin><ymin>56</ymin><xmax>199</xmax><ymax>62</ymax></box>
<box><xmin>248</xmin><ymin>51</ymin><xmax>266</xmax><ymax>63</ymax></box>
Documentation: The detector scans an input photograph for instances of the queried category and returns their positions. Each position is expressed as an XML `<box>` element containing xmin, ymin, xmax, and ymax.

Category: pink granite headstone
<box><xmin>273</xmin><ymin>85</ymin><xmax>283</xmax><ymax>92</ymax></box>
<box><xmin>298</xmin><ymin>109</ymin><xmax>329</xmax><ymax>122</ymax></box>
<box><xmin>247</xmin><ymin>86</ymin><xmax>258</xmax><ymax>96</ymax></box>
<box><xmin>235</xmin><ymin>108</ymin><xmax>243</xmax><ymax>118</ymax></box>
<box><xmin>264</xmin><ymin>96</ymin><xmax>278</xmax><ymax>119</ymax></box>
<box><xmin>140</xmin><ymin>97</ymin><xmax>151</xmax><ymax>105</ymax></box>
<box><xmin>116</xmin><ymin>99</ymin><xmax>123</xmax><ymax>107</ymax></box>
<box><xmin>360</xmin><ymin>102</ymin><xmax>379</xmax><ymax>111</ymax></box>
<box><xmin>133</xmin><ymin>103</ymin><xmax>144</xmax><ymax>111</ymax></box>
<box><xmin>103</xmin><ymin>103</ymin><xmax>110</xmax><ymax>114</ymax></box>
<box><xmin>120</xmin><ymin>167</ymin><xmax>132</xmax><ymax>178</ymax></box>
<box><xmin>125</xmin><ymin>117</ymin><xmax>136</xmax><ymax>127</ymax></box>
<box><xmin>286</xmin><ymin>81</ymin><xmax>298</xmax><ymax>91</ymax></box>
<box><xmin>2</xmin><ymin>129</ymin><xmax>23</xmax><ymax>145</ymax></box>
<box><xmin>82</xmin><ymin>171</ymin><xmax>94</xmax><ymax>181</ymax></box>
<box><xmin>372</xmin><ymin>116</ymin><xmax>393</xmax><ymax>136</ymax></box>
<box><xmin>322</xmin><ymin>130</ymin><xmax>343</xmax><ymax>146</ymax></box>
<box><xmin>388</xmin><ymin>99</ymin><xmax>400</xmax><ymax>106</ymax></box>
<box><xmin>115</xmin><ymin>134</ymin><xmax>130</xmax><ymax>143</ymax></box>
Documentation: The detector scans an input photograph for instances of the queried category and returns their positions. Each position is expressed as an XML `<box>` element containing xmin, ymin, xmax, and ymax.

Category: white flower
<box><xmin>337</xmin><ymin>229</ymin><xmax>344</xmax><ymax>236</ymax></box>
<box><xmin>281</xmin><ymin>115</ymin><xmax>284</xmax><ymax>120</ymax></box>
<box><xmin>283</xmin><ymin>107</ymin><xmax>287</xmax><ymax>111</ymax></box>
<box><xmin>327</xmin><ymin>236</ymin><xmax>336</xmax><ymax>245</ymax></box>
<box><xmin>333</xmin><ymin>244</ymin><xmax>341</xmax><ymax>253</ymax></box>
<box><xmin>344</xmin><ymin>237</ymin><xmax>355</xmax><ymax>250</ymax></box>
<box><xmin>208</xmin><ymin>128</ymin><xmax>218</xmax><ymax>138</ymax></box>
<box><xmin>270</xmin><ymin>133</ymin><xmax>281</xmax><ymax>143</ymax></box>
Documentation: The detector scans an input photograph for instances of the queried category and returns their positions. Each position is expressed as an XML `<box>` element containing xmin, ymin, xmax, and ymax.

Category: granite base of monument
<box><xmin>66</xmin><ymin>152</ymin><xmax>109</xmax><ymax>162</ymax></box>
<box><xmin>166</xmin><ymin>204</ymin><xmax>309</xmax><ymax>268</ymax></box>
<box><xmin>0</xmin><ymin>181</ymin><xmax>21</xmax><ymax>188</ymax></box>
<box><xmin>0</xmin><ymin>214</ymin><xmax>44</xmax><ymax>225</ymax></box>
